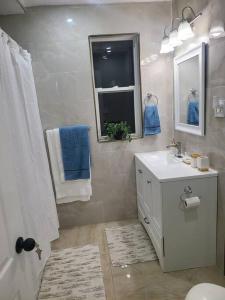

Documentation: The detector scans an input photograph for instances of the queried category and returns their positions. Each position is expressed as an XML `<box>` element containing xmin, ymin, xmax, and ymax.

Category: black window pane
<box><xmin>92</xmin><ymin>40</ymin><xmax>134</xmax><ymax>88</ymax></box>
<box><xmin>98</xmin><ymin>91</ymin><xmax>135</xmax><ymax>136</ymax></box>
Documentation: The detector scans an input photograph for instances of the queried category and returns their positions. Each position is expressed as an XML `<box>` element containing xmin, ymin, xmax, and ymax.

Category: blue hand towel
<box><xmin>144</xmin><ymin>104</ymin><xmax>161</xmax><ymax>136</ymax></box>
<box><xmin>187</xmin><ymin>101</ymin><xmax>199</xmax><ymax>126</ymax></box>
<box><xmin>59</xmin><ymin>125</ymin><xmax>90</xmax><ymax>181</ymax></box>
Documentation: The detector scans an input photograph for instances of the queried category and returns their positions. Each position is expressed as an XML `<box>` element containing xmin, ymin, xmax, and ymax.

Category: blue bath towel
<box><xmin>144</xmin><ymin>105</ymin><xmax>161</xmax><ymax>136</ymax></box>
<box><xmin>59</xmin><ymin>125</ymin><xmax>90</xmax><ymax>181</ymax></box>
<box><xmin>187</xmin><ymin>101</ymin><xmax>199</xmax><ymax>126</ymax></box>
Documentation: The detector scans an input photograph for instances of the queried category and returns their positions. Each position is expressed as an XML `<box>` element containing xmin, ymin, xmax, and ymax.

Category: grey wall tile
<box><xmin>0</xmin><ymin>2</ymin><xmax>173</xmax><ymax>229</ymax></box>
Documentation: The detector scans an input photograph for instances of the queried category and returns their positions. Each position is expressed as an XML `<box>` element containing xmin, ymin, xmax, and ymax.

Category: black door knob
<box><xmin>15</xmin><ymin>237</ymin><xmax>36</xmax><ymax>254</ymax></box>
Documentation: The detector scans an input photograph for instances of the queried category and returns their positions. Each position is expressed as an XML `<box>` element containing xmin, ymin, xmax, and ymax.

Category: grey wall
<box><xmin>0</xmin><ymin>2</ymin><xmax>173</xmax><ymax>228</ymax></box>
<box><xmin>172</xmin><ymin>0</ymin><xmax>225</xmax><ymax>273</ymax></box>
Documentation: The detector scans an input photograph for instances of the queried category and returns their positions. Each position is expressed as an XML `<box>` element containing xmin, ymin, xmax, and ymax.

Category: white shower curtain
<box><xmin>0</xmin><ymin>28</ymin><xmax>59</xmax><ymax>295</ymax></box>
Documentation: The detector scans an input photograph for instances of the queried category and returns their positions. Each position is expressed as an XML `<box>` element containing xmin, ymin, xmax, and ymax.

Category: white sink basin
<box><xmin>135</xmin><ymin>150</ymin><xmax>217</xmax><ymax>182</ymax></box>
<box><xmin>141</xmin><ymin>151</ymin><xmax>182</xmax><ymax>165</ymax></box>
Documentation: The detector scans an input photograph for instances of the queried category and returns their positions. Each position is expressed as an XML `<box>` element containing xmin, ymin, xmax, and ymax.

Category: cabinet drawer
<box><xmin>138</xmin><ymin>198</ymin><xmax>163</xmax><ymax>260</ymax></box>
<box><xmin>137</xmin><ymin>197</ymin><xmax>151</xmax><ymax>226</ymax></box>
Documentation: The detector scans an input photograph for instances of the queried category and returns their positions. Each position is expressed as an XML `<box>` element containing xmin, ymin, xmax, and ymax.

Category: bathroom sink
<box><xmin>135</xmin><ymin>150</ymin><xmax>217</xmax><ymax>182</ymax></box>
<box><xmin>140</xmin><ymin>151</ymin><xmax>182</xmax><ymax>165</ymax></box>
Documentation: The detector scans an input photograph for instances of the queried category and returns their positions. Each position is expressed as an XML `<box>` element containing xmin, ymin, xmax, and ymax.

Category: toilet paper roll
<box><xmin>184</xmin><ymin>196</ymin><xmax>200</xmax><ymax>209</ymax></box>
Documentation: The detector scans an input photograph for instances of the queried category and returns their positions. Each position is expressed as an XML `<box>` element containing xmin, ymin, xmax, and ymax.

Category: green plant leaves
<box><xmin>104</xmin><ymin>121</ymin><xmax>132</xmax><ymax>142</ymax></box>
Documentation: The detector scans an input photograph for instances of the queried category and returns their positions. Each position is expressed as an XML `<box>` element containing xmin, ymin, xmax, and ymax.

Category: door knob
<box><xmin>16</xmin><ymin>237</ymin><xmax>35</xmax><ymax>253</ymax></box>
<box><xmin>15</xmin><ymin>237</ymin><xmax>42</xmax><ymax>260</ymax></box>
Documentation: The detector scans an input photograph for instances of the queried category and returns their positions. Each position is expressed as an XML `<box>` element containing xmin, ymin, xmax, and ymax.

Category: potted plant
<box><xmin>104</xmin><ymin>121</ymin><xmax>132</xmax><ymax>142</ymax></box>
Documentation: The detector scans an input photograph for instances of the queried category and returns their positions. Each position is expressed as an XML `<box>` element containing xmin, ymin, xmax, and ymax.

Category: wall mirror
<box><xmin>174</xmin><ymin>43</ymin><xmax>205</xmax><ymax>136</ymax></box>
<box><xmin>89</xmin><ymin>33</ymin><xmax>142</xmax><ymax>142</ymax></box>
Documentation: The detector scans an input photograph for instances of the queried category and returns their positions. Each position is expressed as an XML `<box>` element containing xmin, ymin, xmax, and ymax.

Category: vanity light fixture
<box><xmin>209</xmin><ymin>21</ymin><xmax>225</xmax><ymax>39</ymax></box>
<box><xmin>169</xmin><ymin>29</ymin><xmax>183</xmax><ymax>47</ymax></box>
<box><xmin>160</xmin><ymin>27</ymin><xmax>174</xmax><ymax>54</ymax></box>
<box><xmin>178</xmin><ymin>6</ymin><xmax>202</xmax><ymax>41</ymax></box>
<box><xmin>169</xmin><ymin>18</ymin><xmax>183</xmax><ymax>47</ymax></box>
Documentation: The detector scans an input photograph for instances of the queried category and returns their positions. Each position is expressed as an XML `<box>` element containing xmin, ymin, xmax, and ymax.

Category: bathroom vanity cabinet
<box><xmin>135</xmin><ymin>151</ymin><xmax>218</xmax><ymax>272</ymax></box>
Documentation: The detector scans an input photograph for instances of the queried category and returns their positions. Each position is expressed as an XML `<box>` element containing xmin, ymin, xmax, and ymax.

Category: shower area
<box><xmin>0</xmin><ymin>28</ymin><xmax>59</xmax><ymax>299</ymax></box>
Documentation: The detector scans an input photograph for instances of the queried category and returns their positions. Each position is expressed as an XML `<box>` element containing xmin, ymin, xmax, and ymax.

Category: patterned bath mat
<box><xmin>38</xmin><ymin>245</ymin><xmax>106</xmax><ymax>300</ymax></box>
<box><xmin>105</xmin><ymin>223</ymin><xmax>157</xmax><ymax>267</ymax></box>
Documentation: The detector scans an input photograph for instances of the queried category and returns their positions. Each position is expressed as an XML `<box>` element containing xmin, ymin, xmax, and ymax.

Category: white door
<box><xmin>0</xmin><ymin>121</ymin><xmax>34</xmax><ymax>300</ymax></box>
<box><xmin>0</xmin><ymin>198</ymin><xmax>33</xmax><ymax>300</ymax></box>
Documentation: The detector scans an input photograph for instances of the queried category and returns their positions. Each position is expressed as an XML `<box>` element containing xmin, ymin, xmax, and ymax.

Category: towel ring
<box><xmin>144</xmin><ymin>93</ymin><xmax>159</xmax><ymax>106</ymax></box>
<box><xmin>188</xmin><ymin>89</ymin><xmax>198</xmax><ymax>103</ymax></box>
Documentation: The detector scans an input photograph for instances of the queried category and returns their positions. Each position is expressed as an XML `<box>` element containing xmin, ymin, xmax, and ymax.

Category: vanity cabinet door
<box><xmin>151</xmin><ymin>177</ymin><xmax>162</xmax><ymax>236</ymax></box>
<box><xmin>144</xmin><ymin>170</ymin><xmax>163</xmax><ymax>259</ymax></box>
<box><xmin>143</xmin><ymin>172</ymin><xmax>153</xmax><ymax>222</ymax></box>
<box><xmin>136</xmin><ymin>159</ymin><xmax>152</xmax><ymax>225</ymax></box>
<box><xmin>135</xmin><ymin>159</ymin><xmax>163</xmax><ymax>260</ymax></box>
<box><xmin>135</xmin><ymin>159</ymin><xmax>144</xmax><ymax>201</ymax></box>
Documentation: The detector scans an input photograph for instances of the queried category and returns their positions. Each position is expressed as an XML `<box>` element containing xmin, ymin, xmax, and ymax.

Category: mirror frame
<box><xmin>174</xmin><ymin>43</ymin><xmax>206</xmax><ymax>136</ymax></box>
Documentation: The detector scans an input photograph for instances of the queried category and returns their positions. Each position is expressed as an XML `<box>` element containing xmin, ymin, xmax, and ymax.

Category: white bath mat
<box><xmin>105</xmin><ymin>223</ymin><xmax>157</xmax><ymax>267</ymax></box>
<box><xmin>38</xmin><ymin>245</ymin><xmax>106</xmax><ymax>300</ymax></box>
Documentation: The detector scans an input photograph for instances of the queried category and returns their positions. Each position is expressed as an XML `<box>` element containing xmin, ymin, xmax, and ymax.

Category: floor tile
<box><xmin>52</xmin><ymin>220</ymin><xmax>225</xmax><ymax>300</ymax></box>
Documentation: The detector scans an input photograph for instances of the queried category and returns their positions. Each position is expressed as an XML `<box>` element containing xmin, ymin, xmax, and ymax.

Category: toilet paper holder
<box><xmin>180</xmin><ymin>186</ymin><xmax>192</xmax><ymax>201</ymax></box>
<box><xmin>180</xmin><ymin>186</ymin><xmax>201</xmax><ymax>209</ymax></box>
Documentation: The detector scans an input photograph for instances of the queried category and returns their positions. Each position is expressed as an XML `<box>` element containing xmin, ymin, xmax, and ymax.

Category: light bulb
<box><xmin>169</xmin><ymin>29</ymin><xmax>183</xmax><ymax>47</ymax></box>
<box><xmin>160</xmin><ymin>36</ymin><xmax>174</xmax><ymax>54</ymax></box>
<box><xmin>178</xmin><ymin>20</ymin><xmax>194</xmax><ymax>41</ymax></box>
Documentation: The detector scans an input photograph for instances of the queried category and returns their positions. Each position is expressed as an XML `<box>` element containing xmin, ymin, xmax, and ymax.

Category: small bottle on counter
<box><xmin>197</xmin><ymin>156</ymin><xmax>210</xmax><ymax>171</ymax></box>
<box><xmin>191</xmin><ymin>153</ymin><xmax>201</xmax><ymax>168</ymax></box>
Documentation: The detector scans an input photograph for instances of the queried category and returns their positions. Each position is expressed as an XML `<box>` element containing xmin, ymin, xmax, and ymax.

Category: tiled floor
<box><xmin>52</xmin><ymin>219</ymin><xmax>225</xmax><ymax>300</ymax></box>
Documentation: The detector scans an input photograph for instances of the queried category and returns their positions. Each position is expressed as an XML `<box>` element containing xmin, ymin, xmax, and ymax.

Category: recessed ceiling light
<box><xmin>66</xmin><ymin>18</ymin><xmax>73</xmax><ymax>23</ymax></box>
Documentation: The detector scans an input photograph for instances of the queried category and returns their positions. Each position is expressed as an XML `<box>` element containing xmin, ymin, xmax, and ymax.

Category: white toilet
<box><xmin>185</xmin><ymin>283</ymin><xmax>225</xmax><ymax>300</ymax></box>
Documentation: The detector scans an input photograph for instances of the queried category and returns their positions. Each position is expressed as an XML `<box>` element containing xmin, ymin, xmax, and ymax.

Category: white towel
<box><xmin>46</xmin><ymin>129</ymin><xmax>92</xmax><ymax>204</ymax></box>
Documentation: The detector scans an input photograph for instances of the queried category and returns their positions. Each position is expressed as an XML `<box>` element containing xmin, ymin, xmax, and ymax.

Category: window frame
<box><xmin>89</xmin><ymin>33</ymin><xmax>143</xmax><ymax>142</ymax></box>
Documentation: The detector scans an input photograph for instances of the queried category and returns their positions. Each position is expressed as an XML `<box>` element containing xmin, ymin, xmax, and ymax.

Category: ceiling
<box><xmin>0</xmin><ymin>0</ymin><xmax>170</xmax><ymax>15</ymax></box>
<box><xmin>0</xmin><ymin>0</ymin><xmax>24</xmax><ymax>15</ymax></box>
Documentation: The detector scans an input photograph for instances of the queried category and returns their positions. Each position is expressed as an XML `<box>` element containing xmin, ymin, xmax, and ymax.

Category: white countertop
<box><xmin>135</xmin><ymin>151</ymin><xmax>218</xmax><ymax>182</ymax></box>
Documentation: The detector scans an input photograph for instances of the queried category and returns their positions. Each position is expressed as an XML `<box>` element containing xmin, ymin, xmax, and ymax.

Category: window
<box><xmin>89</xmin><ymin>34</ymin><xmax>143</xmax><ymax>142</ymax></box>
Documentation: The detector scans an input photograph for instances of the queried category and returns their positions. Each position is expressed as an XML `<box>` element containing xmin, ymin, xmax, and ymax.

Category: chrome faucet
<box><xmin>166</xmin><ymin>141</ymin><xmax>183</xmax><ymax>158</ymax></box>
